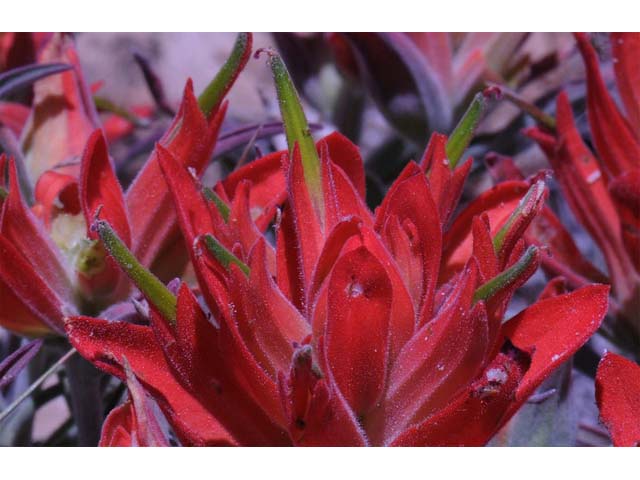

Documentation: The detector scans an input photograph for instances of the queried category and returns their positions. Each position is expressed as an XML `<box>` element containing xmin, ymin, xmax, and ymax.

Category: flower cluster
<box><xmin>0</xmin><ymin>32</ymin><xmax>636</xmax><ymax>447</ymax></box>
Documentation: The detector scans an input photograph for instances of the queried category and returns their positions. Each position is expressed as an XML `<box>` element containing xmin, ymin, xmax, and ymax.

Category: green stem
<box><xmin>474</xmin><ymin>246</ymin><xmax>539</xmax><ymax>303</ymax></box>
<box><xmin>446</xmin><ymin>88</ymin><xmax>500</xmax><ymax>169</ymax></box>
<box><xmin>202</xmin><ymin>234</ymin><xmax>250</xmax><ymax>276</ymax></box>
<box><xmin>198</xmin><ymin>33</ymin><xmax>252</xmax><ymax>117</ymax></box>
<box><xmin>202</xmin><ymin>187</ymin><xmax>230</xmax><ymax>222</ymax></box>
<box><xmin>95</xmin><ymin>219</ymin><xmax>176</xmax><ymax>324</ymax></box>
<box><xmin>267</xmin><ymin>51</ymin><xmax>324</xmax><ymax>222</ymax></box>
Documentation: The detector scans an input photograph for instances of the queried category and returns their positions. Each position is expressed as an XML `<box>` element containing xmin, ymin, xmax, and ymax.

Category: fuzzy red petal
<box><xmin>595</xmin><ymin>352</ymin><xmax>640</xmax><ymax>447</ymax></box>
<box><xmin>20</xmin><ymin>33</ymin><xmax>99</xmax><ymax>184</ymax></box>
<box><xmin>0</xmin><ymin>159</ymin><xmax>73</xmax><ymax>306</ymax></box>
<box><xmin>80</xmin><ymin>129</ymin><xmax>130</xmax><ymax>245</ymax></box>
<box><xmin>574</xmin><ymin>33</ymin><xmax>640</xmax><ymax>177</ymax></box>
<box><xmin>278</xmin><ymin>346</ymin><xmax>368</xmax><ymax>446</ymax></box>
<box><xmin>325</xmin><ymin>246</ymin><xmax>392</xmax><ymax>416</ymax></box>
<box><xmin>126</xmin><ymin>81</ymin><xmax>224</xmax><ymax>271</ymax></box>
<box><xmin>378</xmin><ymin>263</ymin><xmax>486</xmax><ymax>443</ymax></box>
<box><xmin>611</xmin><ymin>33</ymin><xmax>640</xmax><ymax>138</ymax></box>
<box><xmin>390</xmin><ymin>352</ymin><xmax>525</xmax><ymax>446</ymax></box>
<box><xmin>65</xmin><ymin>316</ymin><xmax>236</xmax><ymax>446</ymax></box>
<box><xmin>502</xmin><ymin>284</ymin><xmax>610</xmax><ymax>412</ymax></box>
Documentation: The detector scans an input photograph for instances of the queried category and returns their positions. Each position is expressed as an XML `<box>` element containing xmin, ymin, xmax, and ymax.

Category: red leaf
<box><xmin>595</xmin><ymin>352</ymin><xmax>640</xmax><ymax>447</ymax></box>
<box><xmin>574</xmin><ymin>32</ymin><xmax>640</xmax><ymax>177</ymax></box>
<box><xmin>65</xmin><ymin>316</ymin><xmax>236</xmax><ymax>446</ymax></box>
<box><xmin>442</xmin><ymin>180</ymin><xmax>529</xmax><ymax>282</ymax></box>
<box><xmin>287</xmin><ymin>144</ymin><xmax>323</xmax><ymax>291</ymax></box>
<box><xmin>609</xmin><ymin>169</ymin><xmax>640</xmax><ymax>269</ymax></box>
<box><xmin>278</xmin><ymin>345</ymin><xmax>368</xmax><ymax>446</ymax></box>
<box><xmin>378</xmin><ymin>263</ymin><xmax>486</xmax><ymax>443</ymax></box>
<box><xmin>220</xmin><ymin>150</ymin><xmax>287</xmax><ymax>229</ymax></box>
<box><xmin>611</xmin><ymin>33</ymin><xmax>640</xmax><ymax>138</ymax></box>
<box><xmin>322</xmin><ymin>131</ymin><xmax>366</xmax><ymax>199</ymax></box>
<box><xmin>156</xmin><ymin>144</ymin><xmax>213</xmax><ymax>248</ymax></box>
<box><xmin>101</xmin><ymin>359</ymin><xmax>171</xmax><ymax>447</ymax></box>
<box><xmin>0</xmin><ymin>101</ymin><xmax>29</xmax><ymax>137</ymax></box>
<box><xmin>376</xmin><ymin>162</ymin><xmax>442</xmax><ymax>322</ymax></box>
<box><xmin>99</xmin><ymin>402</ymin><xmax>134</xmax><ymax>447</ymax></box>
<box><xmin>33</xmin><ymin>170</ymin><xmax>79</xmax><ymax>226</ymax></box>
<box><xmin>390</xmin><ymin>352</ymin><xmax>525</xmax><ymax>446</ymax></box>
<box><xmin>229</xmin><ymin>240</ymin><xmax>309</xmax><ymax>376</ymax></box>
<box><xmin>20</xmin><ymin>33</ymin><xmax>99</xmax><ymax>184</ymax></box>
<box><xmin>126</xmin><ymin>80</ymin><xmax>225</xmax><ymax>271</ymax></box>
<box><xmin>502</xmin><ymin>284</ymin><xmax>610</xmax><ymax>411</ymax></box>
<box><xmin>80</xmin><ymin>130</ymin><xmax>130</xmax><ymax>245</ymax></box>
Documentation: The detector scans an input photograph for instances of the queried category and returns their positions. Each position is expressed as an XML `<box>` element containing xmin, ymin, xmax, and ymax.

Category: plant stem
<box><xmin>0</xmin><ymin>348</ymin><xmax>76</xmax><ymax>425</ymax></box>
<box><xmin>65</xmin><ymin>353</ymin><xmax>104</xmax><ymax>446</ymax></box>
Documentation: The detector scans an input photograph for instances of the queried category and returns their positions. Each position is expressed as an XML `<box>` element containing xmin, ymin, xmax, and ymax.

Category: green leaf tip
<box><xmin>0</xmin><ymin>186</ymin><xmax>7</xmax><ymax>200</ymax></box>
<box><xmin>93</xmin><ymin>95</ymin><xmax>150</xmax><ymax>128</ymax></box>
<box><xmin>198</xmin><ymin>32</ymin><xmax>253</xmax><ymax>117</ymax></box>
<box><xmin>94</xmin><ymin>219</ymin><xmax>177</xmax><ymax>324</ymax></box>
<box><xmin>202</xmin><ymin>187</ymin><xmax>230</xmax><ymax>223</ymax></box>
<box><xmin>493</xmin><ymin>179</ymin><xmax>547</xmax><ymax>253</ymax></box>
<box><xmin>474</xmin><ymin>245</ymin><xmax>539</xmax><ymax>303</ymax></box>
<box><xmin>446</xmin><ymin>86</ymin><xmax>502</xmax><ymax>169</ymax></box>
<box><xmin>258</xmin><ymin>48</ymin><xmax>324</xmax><ymax>220</ymax></box>
<box><xmin>202</xmin><ymin>234</ymin><xmax>250</xmax><ymax>276</ymax></box>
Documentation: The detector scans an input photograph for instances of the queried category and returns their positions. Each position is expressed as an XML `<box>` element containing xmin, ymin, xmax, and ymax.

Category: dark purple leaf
<box><xmin>0</xmin><ymin>62</ymin><xmax>72</xmax><ymax>99</ymax></box>
<box><xmin>213</xmin><ymin>121</ymin><xmax>322</xmax><ymax>157</ymax></box>
<box><xmin>340</xmin><ymin>33</ymin><xmax>452</xmax><ymax>143</ymax></box>
<box><xmin>131</xmin><ymin>49</ymin><xmax>175</xmax><ymax>117</ymax></box>
<box><xmin>0</xmin><ymin>339</ymin><xmax>43</xmax><ymax>389</ymax></box>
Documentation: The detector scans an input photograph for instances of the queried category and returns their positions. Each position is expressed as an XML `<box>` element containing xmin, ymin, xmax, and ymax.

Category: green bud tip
<box><xmin>93</xmin><ymin>218</ymin><xmax>176</xmax><ymax>324</ymax></box>
<box><xmin>202</xmin><ymin>187</ymin><xmax>230</xmax><ymax>223</ymax></box>
<box><xmin>257</xmin><ymin>48</ymin><xmax>324</xmax><ymax>223</ymax></box>
<box><xmin>201</xmin><ymin>234</ymin><xmax>250</xmax><ymax>276</ymax></box>
<box><xmin>198</xmin><ymin>33</ymin><xmax>252</xmax><ymax>117</ymax></box>
<box><xmin>493</xmin><ymin>179</ymin><xmax>546</xmax><ymax>253</ymax></box>
<box><xmin>474</xmin><ymin>245</ymin><xmax>539</xmax><ymax>303</ymax></box>
<box><xmin>446</xmin><ymin>86</ymin><xmax>502</xmax><ymax>169</ymax></box>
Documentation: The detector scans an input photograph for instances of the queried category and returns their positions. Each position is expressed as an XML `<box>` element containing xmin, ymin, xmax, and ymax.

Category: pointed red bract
<box><xmin>574</xmin><ymin>33</ymin><xmax>640</xmax><ymax>178</ymax></box>
<box><xmin>611</xmin><ymin>33</ymin><xmax>640</xmax><ymax>138</ymax></box>
<box><xmin>80</xmin><ymin>130</ymin><xmax>130</xmax><ymax>245</ymax></box>
<box><xmin>65</xmin><ymin>316</ymin><xmax>236</xmax><ymax>446</ymax></box>
<box><xmin>595</xmin><ymin>352</ymin><xmax>640</xmax><ymax>447</ymax></box>
<box><xmin>503</xmin><ymin>285</ymin><xmax>609</xmax><ymax>410</ymax></box>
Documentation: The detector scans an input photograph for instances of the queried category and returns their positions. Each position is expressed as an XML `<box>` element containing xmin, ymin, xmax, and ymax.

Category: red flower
<box><xmin>525</xmin><ymin>33</ymin><xmax>640</xmax><ymax>345</ymax></box>
<box><xmin>595</xmin><ymin>352</ymin><xmax>640</xmax><ymax>447</ymax></box>
<box><xmin>66</xmin><ymin>52</ymin><xmax>610</xmax><ymax>446</ymax></box>
<box><xmin>0</xmin><ymin>33</ymin><xmax>252</xmax><ymax>337</ymax></box>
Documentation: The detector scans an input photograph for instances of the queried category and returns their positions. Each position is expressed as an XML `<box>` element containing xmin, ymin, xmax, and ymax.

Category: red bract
<box><xmin>0</xmin><ymin>33</ymin><xmax>252</xmax><ymax>337</ymax></box>
<box><xmin>66</xmin><ymin>53</ymin><xmax>610</xmax><ymax>446</ymax></box>
<box><xmin>595</xmin><ymin>352</ymin><xmax>640</xmax><ymax>447</ymax></box>
<box><xmin>525</xmin><ymin>33</ymin><xmax>640</xmax><ymax>346</ymax></box>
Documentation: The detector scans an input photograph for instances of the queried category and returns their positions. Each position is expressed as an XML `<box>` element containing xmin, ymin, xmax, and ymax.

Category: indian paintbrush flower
<box><xmin>65</xmin><ymin>50</ymin><xmax>610</xmax><ymax>446</ymax></box>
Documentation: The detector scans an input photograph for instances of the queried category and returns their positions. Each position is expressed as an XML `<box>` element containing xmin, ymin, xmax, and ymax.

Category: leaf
<box><xmin>94</xmin><ymin>219</ymin><xmax>177</xmax><ymax>324</ymax></box>
<box><xmin>339</xmin><ymin>33</ymin><xmax>451</xmax><ymax>143</ymax></box>
<box><xmin>474</xmin><ymin>246</ymin><xmax>540</xmax><ymax>303</ymax></box>
<box><xmin>0</xmin><ymin>62</ymin><xmax>71</xmax><ymax>99</ymax></box>
<box><xmin>202</xmin><ymin>234</ymin><xmax>250</xmax><ymax>276</ymax></box>
<box><xmin>502</xmin><ymin>284</ymin><xmax>610</xmax><ymax>412</ymax></box>
<box><xmin>266</xmin><ymin>51</ymin><xmax>324</xmax><ymax>219</ymax></box>
<box><xmin>0</xmin><ymin>339</ymin><xmax>43</xmax><ymax>389</ymax></box>
<box><xmin>446</xmin><ymin>87</ymin><xmax>501</xmax><ymax>169</ymax></box>
<box><xmin>611</xmin><ymin>33</ymin><xmax>640</xmax><ymax>138</ymax></box>
<box><xmin>198</xmin><ymin>33</ymin><xmax>252</xmax><ymax>117</ymax></box>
